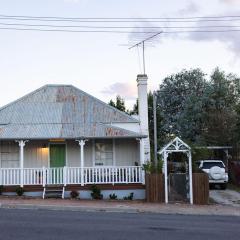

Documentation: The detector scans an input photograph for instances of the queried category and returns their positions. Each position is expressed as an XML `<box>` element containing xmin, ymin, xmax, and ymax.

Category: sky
<box><xmin>0</xmin><ymin>0</ymin><xmax>240</xmax><ymax>109</ymax></box>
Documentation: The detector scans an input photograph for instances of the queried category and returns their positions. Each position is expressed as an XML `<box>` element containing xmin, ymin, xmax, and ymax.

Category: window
<box><xmin>95</xmin><ymin>139</ymin><xmax>113</xmax><ymax>166</ymax></box>
<box><xmin>202</xmin><ymin>161</ymin><xmax>224</xmax><ymax>169</ymax></box>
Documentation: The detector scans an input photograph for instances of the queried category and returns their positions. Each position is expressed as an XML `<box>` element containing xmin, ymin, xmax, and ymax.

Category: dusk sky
<box><xmin>1</xmin><ymin>0</ymin><xmax>240</xmax><ymax>109</ymax></box>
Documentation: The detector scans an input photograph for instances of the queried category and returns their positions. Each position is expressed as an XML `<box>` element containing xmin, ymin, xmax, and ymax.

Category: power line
<box><xmin>0</xmin><ymin>16</ymin><xmax>240</xmax><ymax>23</ymax></box>
<box><xmin>0</xmin><ymin>27</ymin><xmax>156</xmax><ymax>33</ymax></box>
<box><xmin>1</xmin><ymin>27</ymin><xmax>240</xmax><ymax>34</ymax></box>
<box><xmin>0</xmin><ymin>22</ymin><xmax>240</xmax><ymax>29</ymax></box>
<box><xmin>1</xmin><ymin>14</ymin><xmax>240</xmax><ymax>20</ymax></box>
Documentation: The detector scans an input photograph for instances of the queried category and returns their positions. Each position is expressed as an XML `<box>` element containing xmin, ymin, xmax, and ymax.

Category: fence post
<box><xmin>42</xmin><ymin>167</ymin><xmax>46</xmax><ymax>187</ymax></box>
<box><xmin>20</xmin><ymin>168</ymin><xmax>24</xmax><ymax>187</ymax></box>
<box><xmin>80</xmin><ymin>166</ymin><xmax>85</xmax><ymax>186</ymax></box>
<box><xmin>63</xmin><ymin>166</ymin><xmax>67</xmax><ymax>186</ymax></box>
<box><xmin>141</xmin><ymin>168</ymin><xmax>145</xmax><ymax>185</ymax></box>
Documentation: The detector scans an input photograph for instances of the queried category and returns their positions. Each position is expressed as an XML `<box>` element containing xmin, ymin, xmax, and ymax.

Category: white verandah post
<box><xmin>76</xmin><ymin>139</ymin><xmax>87</xmax><ymax>186</ymax></box>
<box><xmin>16</xmin><ymin>140</ymin><xmax>28</xmax><ymax>187</ymax></box>
<box><xmin>164</xmin><ymin>151</ymin><xmax>168</xmax><ymax>204</ymax></box>
<box><xmin>188</xmin><ymin>151</ymin><xmax>193</xmax><ymax>204</ymax></box>
<box><xmin>139</xmin><ymin>138</ymin><xmax>145</xmax><ymax>184</ymax></box>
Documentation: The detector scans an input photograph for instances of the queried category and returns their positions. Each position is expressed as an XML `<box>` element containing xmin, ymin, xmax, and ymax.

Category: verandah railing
<box><xmin>0</xmin><ymin>166</ymin><xmax>144</xmax><ymax>186</ymax></box>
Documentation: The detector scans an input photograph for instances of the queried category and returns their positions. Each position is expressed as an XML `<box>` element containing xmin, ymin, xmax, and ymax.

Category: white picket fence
<box><xmin>0</xmin><ymin>166</ymin><xmax>144</xmax><ymax>186</ymax></box>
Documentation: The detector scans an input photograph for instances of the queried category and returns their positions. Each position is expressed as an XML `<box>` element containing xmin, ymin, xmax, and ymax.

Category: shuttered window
<box><xmin>95</xmin><ymin>140</ymin><xmax>113</xmax><ymax>166</ymax></box>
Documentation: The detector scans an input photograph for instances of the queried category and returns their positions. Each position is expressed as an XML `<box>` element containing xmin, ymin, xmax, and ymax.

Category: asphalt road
<box><xmin>0</xmin><ymin>208</ymin><xmax>239</xmax><ymax>240</ymax></box>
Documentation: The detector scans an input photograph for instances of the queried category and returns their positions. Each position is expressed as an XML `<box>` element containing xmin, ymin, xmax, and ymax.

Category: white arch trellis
<box><xmin>158</xmin><ymin>137</ymin><xmax>193</xmax><ymax>204</ymax></box>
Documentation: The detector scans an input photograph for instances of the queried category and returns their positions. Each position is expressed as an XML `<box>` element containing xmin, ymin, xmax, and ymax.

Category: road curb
<box><xmin>1</xmin><ymin>202</ymin><xmax>240</xmax><ymax>216</ymax></box>
<box><xmin>0</xmin><ymin>203</ymin><xmax>140</xmax><ymax>213</ymax></box>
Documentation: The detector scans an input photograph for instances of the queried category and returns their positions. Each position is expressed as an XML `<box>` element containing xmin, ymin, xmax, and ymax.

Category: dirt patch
<box><xmin>210</xmin><ymin>189</ymin><xmax>240</xmax><ymax>207</ymax></box>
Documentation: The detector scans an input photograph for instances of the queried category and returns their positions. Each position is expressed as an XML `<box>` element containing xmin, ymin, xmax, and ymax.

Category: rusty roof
<box><xmin>0</xmin><ymin>85</ymin><xmax>144</xmax><ymax>139</ymax></box>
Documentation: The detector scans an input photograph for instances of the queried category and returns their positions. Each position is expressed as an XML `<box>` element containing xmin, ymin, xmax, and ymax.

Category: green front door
<box><xmin>50</xmin><ymin>144</ymin><xmax>66</xmax><ymax>167</ymax></box>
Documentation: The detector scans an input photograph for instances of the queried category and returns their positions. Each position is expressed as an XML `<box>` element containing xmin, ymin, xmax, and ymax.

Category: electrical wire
<box><xmin>0</xmin><ymin>16</ymin><xmax>240</xmax><ymax>23</ymax></box>
<box><xmin>0</xmin><ymin>22</ymin><xmax>240</xmax><ymax>29</ymax></box>
<box><xmin>0</xmin><ymin>26</ymin><xmax>240</xmax><ymax>34</ymax></box>
<box><xmin>1</xmin><ymin>14</ymin><xmax>240</xmax><ymax>19</ymax></box>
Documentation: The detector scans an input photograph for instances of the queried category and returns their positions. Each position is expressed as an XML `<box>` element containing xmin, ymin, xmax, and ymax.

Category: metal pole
<box><xmin>153</xmin><ymin>92</ymin><xmax>157</xmax><ymax>167</ymax></box>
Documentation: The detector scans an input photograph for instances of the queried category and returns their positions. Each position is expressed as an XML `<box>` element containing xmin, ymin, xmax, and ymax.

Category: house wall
<box><xmin>115</xmin><ymin>139</ymin><xmax>140</xmax><ymax>166</ymax></box>
<box><xmin>0</xmin><ymin>139</ymin><xmax>139</xmax><ymax>168</ymax></box>
<box><xmin>24</xmin><ymin>141</ymin><xmax>49</xmax><ymax>168</ymax></box>
<box><xmin>111</xmin><ymin>122</ymin><xmax>141</xmax><ymax>134</ymax></box>
<box><xmin>66</xmin><ymin>140</ymin><xmax>92</xmax><ymax>167</ymax></box>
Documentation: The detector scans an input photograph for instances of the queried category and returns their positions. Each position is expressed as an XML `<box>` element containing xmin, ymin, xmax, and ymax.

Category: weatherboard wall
<box><xmin>0</xmin><ymin>139</ymin><xmax>139</xmax><ymax>168</ymax></box>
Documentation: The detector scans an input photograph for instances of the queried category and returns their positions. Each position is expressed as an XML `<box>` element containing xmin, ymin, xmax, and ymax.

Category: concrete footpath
<box><xmin>0</xmin><ymin>196</ymin><xmax>240</xmax><ymax>216</ymax></box>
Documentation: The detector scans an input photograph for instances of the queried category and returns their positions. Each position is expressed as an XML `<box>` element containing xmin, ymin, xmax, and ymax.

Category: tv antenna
<box><xmin>129</xmin><ymin>31</ymin><xmax>162</xmax><ymax>74</ymax></box>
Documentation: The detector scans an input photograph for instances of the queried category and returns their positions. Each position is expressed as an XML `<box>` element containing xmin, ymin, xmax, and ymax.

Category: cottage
<box><xmin>0</xmin><ymin>75</ymin><xmax>150</xmax><ymax>199</ymax></box>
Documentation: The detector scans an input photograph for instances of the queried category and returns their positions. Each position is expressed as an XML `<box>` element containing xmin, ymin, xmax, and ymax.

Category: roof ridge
<box><xmin>0</xmin><ymin>84</ymin><xmax>139</xmax><ymax>123</ymax></box>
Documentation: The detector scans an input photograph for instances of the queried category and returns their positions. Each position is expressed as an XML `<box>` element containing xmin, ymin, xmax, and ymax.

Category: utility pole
<box><xmin>129</xmin><ymin>32</ymin><xmax>162</xmax><ymax>74</ymax></box>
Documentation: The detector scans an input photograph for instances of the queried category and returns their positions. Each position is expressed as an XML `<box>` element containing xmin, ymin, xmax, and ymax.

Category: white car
<box><xmin>197</xmin><ymin>160</ymin><xmax>228</xmax><ymax>190</ymax></box>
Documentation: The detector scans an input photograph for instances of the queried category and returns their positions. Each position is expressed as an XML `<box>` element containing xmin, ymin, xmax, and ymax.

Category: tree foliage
<box><xmin>108</xmin><ymin>68</ymin><xmax>240</xmax><ymax>153</ymax></box>
<box><xmin>108</xmin><ymin>95</ymin><xmax>127</xmax><ymax>113</ymax></box>
<box><xmin>158</xmin><ymin>68</ymin><xmax>208</xmax><ymax>144</ymax></box>
<box><xmin>157</xmin><ymin>68</ymin><xmax>240</xmax><ymax>146</ymax></box>
<box><xmin>202</xmin><ymin>68</ymin><xmax>239</xmax><ymax>145</ymax></box>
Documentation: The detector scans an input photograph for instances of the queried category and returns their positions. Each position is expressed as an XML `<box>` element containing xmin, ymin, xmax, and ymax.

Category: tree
<box><xmin>202</xmin><ymin>68</ymin><xmax>239</xmax><ymax>145</ymax></box>
<box><xmin>129</xmin><ymin>99</ymin><xmax>138</xmax><ymax>115</ymax></box>
<box><xmin>130</xmin><ymin>93</ymin><xmax>163</xmax><ymax>157</ymax></box>
<box><xmin>108</xmin><ymin>95</ymin><xmax>127</xmax><ymax>113</ymax></box>
<box><xmin>157</xmin><ymin>68</ymin><xmax>208</xmax><ymax>144</ymax></box>
<box><xmin>108</xmin><ymin>99</ymin><xmax>116</xmax><ymax>108</ymax></box>
<box><xmin>148</xmin><ymin>92</ymin><xmax>164</xmax><ymax>157</ymax></box>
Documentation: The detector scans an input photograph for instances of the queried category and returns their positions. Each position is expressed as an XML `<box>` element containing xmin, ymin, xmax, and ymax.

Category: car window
<box><xmin>202</xmin><ymin>162</ymin><xmax>224</xmax><ymax>169</ymax></box>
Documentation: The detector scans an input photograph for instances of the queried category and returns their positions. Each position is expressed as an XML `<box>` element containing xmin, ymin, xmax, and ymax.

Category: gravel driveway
<box><xmin>210</xmin><ymin>189</ymin><xmax>240</xmax><ymax>207</ymax></box>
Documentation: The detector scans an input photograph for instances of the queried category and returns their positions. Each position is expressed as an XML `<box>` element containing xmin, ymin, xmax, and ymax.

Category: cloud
<box><xmin>177</xmin><ymin>2</ymin><xmax>199</xmax><ymax>15</ymax></box>
<box><xmin>102</xmin><ymin>82</ymin><xmax>137</xmax><ymax>100</ymax></box>
<box><xmin>128</xmin><ymin>20</ymin><xmax>163</xmax><ymax>47</ymax></box>
<box><xmin>186</xmin><ymin>12</ymin><xmax>240</xmax><ymax>55</ymax></box>
<box><xmin>219</xmin><ymin>0</ymin><xmax>240</xmax><ymax>4</ymax></box>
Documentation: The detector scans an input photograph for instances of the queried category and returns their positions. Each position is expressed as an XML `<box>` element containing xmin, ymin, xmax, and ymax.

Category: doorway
<box><xmin>50</xmin><ymin>144</ymin><xmax>66</xmax><ymax>167</ymax></box>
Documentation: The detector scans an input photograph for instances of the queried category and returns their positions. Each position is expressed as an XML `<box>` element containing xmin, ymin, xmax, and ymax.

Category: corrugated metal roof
<box><xmin>0</xmin><ymin>85</ymin><xmax>143</xmax><ymax>139</ymax></box>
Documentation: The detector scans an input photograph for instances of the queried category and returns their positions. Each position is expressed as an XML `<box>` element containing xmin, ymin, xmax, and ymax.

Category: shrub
<box><xmin>0</xmin><ymin>185</ymin><xmax>3</xmax><ymax>195</ymax></box>
<box><xmin>70</xmin><ymin>190</ymin><xmax>79</xmax><ymax>199</ymax></box>
<box><xmin>109</xmin><ymin>193</ymin><xmax>118</xmax><ymax>200</ymax></box>
<box><xmin>90</xmin><ymin>185</ymin><xmax>103</xmax><ymax>200</ymax></box>
<box><xmin>15</xmin><ymin>186</ymin><xmax>24</xmax><ymax>196</ymax></box>
<box><xmin>123</xmin><ymin>192</ymin><xmax>134</xmax><ymax>200</ymax></box>
<box><xmin>143</xmin><ymin>159</ymin><xmax>163</xmax><ymax>174</ymax></box>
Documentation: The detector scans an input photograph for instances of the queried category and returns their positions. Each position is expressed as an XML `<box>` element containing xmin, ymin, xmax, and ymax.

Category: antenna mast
<box><xmin>129</xmin><ymin>32</ymin><xmax>162</xmax><ymax>74</ymax></box>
